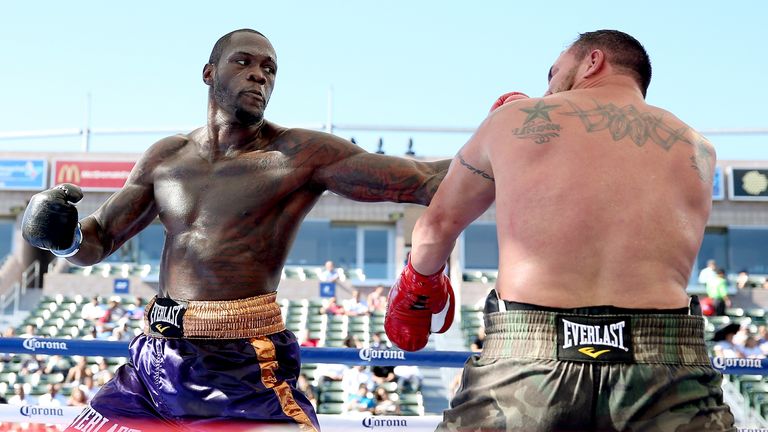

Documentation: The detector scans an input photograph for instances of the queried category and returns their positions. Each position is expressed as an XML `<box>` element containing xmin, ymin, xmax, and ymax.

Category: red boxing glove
<box><xmin>489</xmin><ymin>91</ymin><xmax>529</xmax><ymax>112</ymax></box>
<box><xmin>384</xmin><ymin>258</ymin><xmax>455</xmax><ymax>351</ymax></box>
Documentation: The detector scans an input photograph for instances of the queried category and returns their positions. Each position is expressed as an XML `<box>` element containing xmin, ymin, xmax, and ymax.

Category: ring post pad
<box><xmin>556</xmin><ymin>315</ymin><xmax>634</xmax><ymax>363</ymax></box>
<box><xmin>147</xmin><ymin>298</ymin><xmax>188</xmax><ymax>338</ymax></box>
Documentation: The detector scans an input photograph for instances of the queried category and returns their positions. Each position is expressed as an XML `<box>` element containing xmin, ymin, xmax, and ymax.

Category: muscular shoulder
<box><xmin>129</xmin><ymin>134</ymin><xmax>191</xmax><ymax>184</ymax></box>
<box><xmin>273</xmin><ymin>127</ymin><xmax>362</xmax><ymax>163</ymax></box>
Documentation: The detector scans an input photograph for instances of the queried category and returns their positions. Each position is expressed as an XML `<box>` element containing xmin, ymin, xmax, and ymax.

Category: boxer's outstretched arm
<box><xmin>68</xmin><ymin>136</ymin><xmax>183</xmax><ymax>266</ymax></box>
<box><xmin>409</xmin><ymin>116</ymin><xmax>500</xmax><ymax>275</ymax></box>
<box><xmin>312</xmin><ymin>134</ymin><xmax>450</xmax><ymax>205</ymax></box>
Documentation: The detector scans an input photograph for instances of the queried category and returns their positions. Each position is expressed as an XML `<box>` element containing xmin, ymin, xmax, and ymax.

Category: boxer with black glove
<box><xmin>22</xmin><ymin>183</ymin><xmax>83</xmax><ymax>258</ymax></box>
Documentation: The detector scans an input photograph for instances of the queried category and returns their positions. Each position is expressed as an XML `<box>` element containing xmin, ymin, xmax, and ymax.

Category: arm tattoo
<box><xmin>512</xmin><ymin>101</ymin><xmax>562</xmax><ymax>144</ymax></box>
<box><xmin>458</xmin><ymin>153</ymin><xmax>494</xmax><ymax>182</ymax></box>
<box><xmin>560</xmin><ymin>100</ymin><xmax>714</xmax><ymax>182</ymax></box>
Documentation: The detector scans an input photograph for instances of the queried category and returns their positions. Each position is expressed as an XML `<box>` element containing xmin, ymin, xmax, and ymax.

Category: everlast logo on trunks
<box><xmin>148</xmin><ymin>298</ymin><xmax>187</xmax><ymax>338</ymax></box>
<box><xmin>556</xmin><ymin>315</ymin><xmax>633</xmax><ymax>363</ymax></box>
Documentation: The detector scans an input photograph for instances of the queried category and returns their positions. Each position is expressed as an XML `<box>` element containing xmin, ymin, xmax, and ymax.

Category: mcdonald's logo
<box><xmin>57</xmin><ymin>164</ymin><xmax>81</xmax><ymax>183</ymax></box>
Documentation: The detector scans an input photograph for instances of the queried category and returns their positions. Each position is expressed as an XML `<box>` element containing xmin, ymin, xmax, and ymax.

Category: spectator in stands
<box><xmin>706</xmin><ymin>268</ymin><xmax>731</xmax><ymax>316</ymax></box>
<box><xmin>470</xmin><ymin>326</ymin><xmax>485</xmax><ymax>352</ymax></box>
<box><xmin>296</xmin><ymin>373</ymin><xmax>317</xmax><ymax>410</ymax></box>
<box><xmin>343</xmin><ymin>334</ymin><xmax>363</xmax><ymax>349</ymax></box>
<box><xmin>99</xmin><ymin>298</ymin><xmax>127</xmax><ymax>328</ymax></box>
<box><xmin>64</xmin><ymin>356</ymin><xmax>93</xmax><ymax>384</ymax></box>
<box><xmin>296</xmin><ymin>328</ymin><xmax>319</xmax><ymax>347</ymax></box>
<box><xmin>393</xmin><ymin>365</ymin><xmax>423</xmax><ymax>392</ymax></box>
<box><xmin>81</xmin><ymin>326</ymin><xmax>99</xmax><ymax>340</ymax></box>
<box><xmin>20</xmin><ymin>324</ymin><xmax>37</xmax><ymax>338</ymax></box>
<box><xmin>372</xmin><ymin>365</ymin><xmax>396</xmax><ymax>387</ymax></box>
<box><xmin>127</xmin><ymin>297</ymin><xmax>146</xmax><ymax>320</ymax></box>
<box><xmin>67</xmin><ymin>386</ymin><xmax>89</xmax><ymax>407</ymax></box>
<box><xmin>8</xmin><ymin>384</ymin><xmax>30</xmax><ymax>406</ymax></box>
<box><xmin>343</xmin><ymin>290</ymin><xmax>369</xmax><ymax>316</ymax></box>
<box><xmin>732</xmin><ymin>322</ymin><xmax>750</xmax><ymax>347</ymax></box>
<box><xmin>81</xmin><ymin>296</ymin><xmax>104</xmax><ymax>321</ymax></box>
<box><xmin>698</xmin><ymin>259</ymin><xmax>718</xmax><ymax>285</ymax></box>
<box><xmin>736</xmin><ymin>270</ymin><xmax>756</xmax><ymax>289</ymax></box>
<box><xmin>81</xmin><ymin>375</ymin><xmax>100</xmax><ymax>399</ymax></box>
<box><xmin>320</xmin><ymin>297</ymin><xmax>345</xmax><ymax>316</ymax></box>
<box><xmin>108</xmin><ymin>320</ymin><xmax>132</xmax><ymax>341</ymax></box>
<box><xmin>370</xmin><ymin>332</ymin><xmax>389</xmax><ymax>350</ymax></box>
<box><xmin>93</xmin><ymin>358</ymin><xmax>115</xmax><ymax>387</ymax></box>
<box><xmin>712</xmin><ymin>323</ymin><xmax>743</xmax><ymax>358</ymax></box>
<box><xmin>320</xmin><ymin>260</ymin><xmax>340</xmax><ymax>283</ymax></box>
<box><xmin>342</xmin><ymin>365</ymin><xmax>373</xmax><ymax>399</ymax></box>
<box><xmin>740</xmin><ymin>335</ymin><xmax>765</xmax><ymax>358</ymax></box>
<box><xmin>314</xmin><ymin>362</ymin><xmax>346</xmax><ymax>387</ymax></box>
<box><xmin>366</xmin><ymin>285</ymin><xmax>387</xmax><ymax>313</ymax></box>
<box><xmin>344</xmin><ymin>383</ymin><xmax>375</xmax><ymax>414</ymax></box>
<box><xmin>37</xmin><ymin>384</ymin><xmax>66</xmax><ymax>407</ymax></box>
<box><xmin>20</xmin><ymin>354</ymin><xmax>46</xmax><ymax>374</ymax></box>
<box><xmin>42</xmin><ymin>355</ymin><xmax>72</xmax><ymax>375</ymax></box>
<box><xmin>373</xmin><ymin>386</ymin><xmax>399</xmax><ymax>415</ymax></box>
<box><xmin>758</xmin><ymin>326</ymin><xmax>768</xmax><ymax>345</ymax></box>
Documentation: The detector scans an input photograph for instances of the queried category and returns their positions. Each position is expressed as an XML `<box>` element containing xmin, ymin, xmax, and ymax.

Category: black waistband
<box><xmin>485</xmin><ymin>290</ymin><xmax>697</xmax><ymax>316</ymax></box>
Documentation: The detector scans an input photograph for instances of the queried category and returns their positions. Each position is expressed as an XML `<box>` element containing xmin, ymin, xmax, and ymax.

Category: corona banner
<box><xmin>52</xmin><ymin>160</ymin><xmax>135</xmax><ymax>191</ymax></box>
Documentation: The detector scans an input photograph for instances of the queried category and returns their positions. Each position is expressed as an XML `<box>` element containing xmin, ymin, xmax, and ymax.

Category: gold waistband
<box><xmin>144</xmin><ymin>292</ymin><xmax>286</xmax><ymax>339</ymax></box>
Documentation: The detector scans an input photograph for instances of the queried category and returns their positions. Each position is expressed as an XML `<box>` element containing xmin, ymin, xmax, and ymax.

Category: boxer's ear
<box><xmin>582</xmin><ymin>49</ymin><xmax>606</xmax><ymax>79</ymax></box>
<box><xmin>203</xmin><ymin>63</ymin><xmax>214</xmax><ymax>86</ymax></box>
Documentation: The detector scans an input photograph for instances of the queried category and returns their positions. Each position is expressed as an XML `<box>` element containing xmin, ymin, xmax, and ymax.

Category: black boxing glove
<box><xmin>22</xmin><ymin>183</ymin><xmax>84</xmax><ymax>257</ymax></box>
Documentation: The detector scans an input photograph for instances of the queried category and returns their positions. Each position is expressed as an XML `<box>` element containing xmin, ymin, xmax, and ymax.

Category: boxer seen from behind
<box><xmin>385</xmin><ymin>30</ymin><xmax>735</xmax><ymax>431</ymax></box>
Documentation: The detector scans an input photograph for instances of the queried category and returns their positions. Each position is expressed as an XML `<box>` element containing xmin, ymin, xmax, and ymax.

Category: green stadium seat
<box><xmin>317</xmin><ymin>402</ymin><xmax>344</xmax><ymax>415</ymax></box>
<box><xmin>737</xmin><ymin>375</ymin><xmax>764</xmax><ymax>396</ymax></box>
<box><xmin>749</xmin><ymin>384</ymin><xmax>768</xmax><ymax>408</ymax></box>
<box><xmin>319</xmin><ymin>390</ymin><xmax>345</xmax><ymax>403</ymax></box>
<box><xmin>399</xmin><ymin>405</ymin><xmax>424</xmax><ymax>416</ymax></box>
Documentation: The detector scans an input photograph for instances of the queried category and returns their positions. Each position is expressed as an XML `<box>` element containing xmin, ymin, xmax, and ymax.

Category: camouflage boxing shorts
<box><xmin>438</xmin><ymin>290</ymin><xmax>735</xmax><ymax>432</ymax></box>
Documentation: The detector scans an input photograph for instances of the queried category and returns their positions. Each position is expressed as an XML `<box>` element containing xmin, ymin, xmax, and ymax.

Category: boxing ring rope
<box><xmin>0</xmin><ymin>337</ymin><xmax>765</xmax><ymax>431</ymax></box>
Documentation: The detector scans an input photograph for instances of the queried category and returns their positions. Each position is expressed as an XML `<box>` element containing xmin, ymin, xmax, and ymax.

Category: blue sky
<box><xmin>1</xmin><ymin>1</ymin><xmax>766</xmax><ymax>160</ymax></box>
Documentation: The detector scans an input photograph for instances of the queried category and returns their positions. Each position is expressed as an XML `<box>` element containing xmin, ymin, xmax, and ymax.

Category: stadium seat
<box><xmin>317</xmin><ymin>402</ymin><xmax>344</xmax><ymax>415</ymax></box>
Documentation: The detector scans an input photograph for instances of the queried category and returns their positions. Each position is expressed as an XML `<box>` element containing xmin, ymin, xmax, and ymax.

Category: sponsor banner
<box><xmin>712</xmin><ymin>356</ymin><xmax>764</xmax><ymax>372</ymax></box>
<box><xmin>21</xmin><ymin>337</ymin><xmax>69</xmax><ymax>353</ymax></box>
<box><xmin>0</xmin><ymin>159</ymin><xmax>47</xmax><ymax>191</ymax></box>
<box><xmin>0</xmin><ymin>408</ymin><xmax>449</xmax><ymax>430</ymax></box>
<box><xmin>0</xmin><ymin>405</ymin><xmax>81</xmax><ymax>425</ymax></box>
<box><xmin>729</xmin><ymin>167</ymin><xmax>768</xmax><ymax>201</ymax></box>
<box><xmin>52</xmin><ymin>160</ymin><xmax>135</xmax><ymax>191</ymax></box>
<box><xmin>318</xmin><ymin>414</ymin><xmax>441</xmax><ymax>431</ymax></box>
<box><xmin>712</xmin><ymin>166</ymin><xmax>724</xmax><ymax>201</ymax></box>
<box><xmin>358</xmin><ymin>348</ymin><xmax>406</xmax><ymax>362</ymax></box>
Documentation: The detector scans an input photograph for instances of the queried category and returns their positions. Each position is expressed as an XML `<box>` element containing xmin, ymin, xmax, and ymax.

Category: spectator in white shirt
<box><xmin>698</xmin><ymin>259</ymin><xmax>717</xmax><ymax>285</ymax></box>
<box><xmin>37</xmin><ymin>384</ymin><xmax>66</xmax><ymax>407</ymax></box>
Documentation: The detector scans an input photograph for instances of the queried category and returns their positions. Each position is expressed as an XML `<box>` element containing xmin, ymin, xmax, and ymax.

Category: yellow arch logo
<box><xmin>57</xmin><ymin>164</ymin><xmax>81</xmax><ymax>183</ymax></box>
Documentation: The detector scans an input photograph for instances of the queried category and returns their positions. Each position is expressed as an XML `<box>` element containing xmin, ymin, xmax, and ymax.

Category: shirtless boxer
<box><xmin>22</xmin><ymin>29</ymin><xmax>449</xmax><ymax>431</ymax></box>
<box><xmin>385</xmin><ymin>30</ymin><xmax>735</xmax><ymax>431</ymax></box>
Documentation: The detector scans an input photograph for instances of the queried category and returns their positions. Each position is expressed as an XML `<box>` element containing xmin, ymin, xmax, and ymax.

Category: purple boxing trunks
<box><xmin>63</xmin><ymin>293</ymin><xmax>320</xmax><ymax>432</ymax></box>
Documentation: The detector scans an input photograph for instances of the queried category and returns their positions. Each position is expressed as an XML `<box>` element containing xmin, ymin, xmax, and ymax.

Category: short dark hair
<box><xmin>569</xmin><ymin>30</ymin><xmax>652</xmax><ymax>97</ymax></box>
<box><xmin>208</xmin><ymin>28</ymin><xmax>266</xmax><ymax>65</ymax></box>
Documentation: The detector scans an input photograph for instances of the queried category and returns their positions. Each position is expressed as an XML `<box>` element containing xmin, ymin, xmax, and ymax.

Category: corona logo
<box><xmin>57</xmin><ymin>164</ymin><xmax>81</xmax><ymax>183</ymax></box>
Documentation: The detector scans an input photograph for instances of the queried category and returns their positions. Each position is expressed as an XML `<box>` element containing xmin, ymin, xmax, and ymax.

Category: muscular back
<box><xmin>488</xmin><ymin>89</ymin><xmax>714</xmax><ymax>308</ymax></box>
